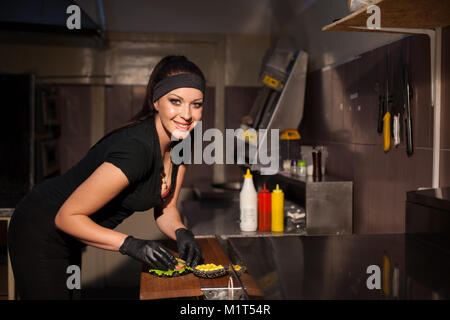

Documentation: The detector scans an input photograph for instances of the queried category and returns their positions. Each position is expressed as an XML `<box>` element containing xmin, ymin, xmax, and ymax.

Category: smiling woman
<box><xmin>154</xmin><ymin>87</ymin><xmax>204</xmax><ymax>141</ymax></box>
<box><xmin>7</xmin><ymin>56</ymin><xmax>205</xmax><ymax>300</ymax></box>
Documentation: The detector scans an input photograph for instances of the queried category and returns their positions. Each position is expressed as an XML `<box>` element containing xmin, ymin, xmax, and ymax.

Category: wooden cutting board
<box><xmin>139</xmin><ymin>237</ymin><xmax>262</xmax><ymax>300</ymax></box>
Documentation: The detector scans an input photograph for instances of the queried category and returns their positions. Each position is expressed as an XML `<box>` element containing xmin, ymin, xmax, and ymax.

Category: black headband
<box><xmin>152</xmin><ymin>73</ymin><xmax>205</xmax><ymax>103</ymax></box>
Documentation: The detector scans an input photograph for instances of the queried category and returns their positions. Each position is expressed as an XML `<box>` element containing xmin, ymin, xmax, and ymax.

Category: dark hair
<box><xmin>91</xmin><ymin>55</ymin><xmax>205</xmax><ymax>149</ymax></box>
<box><xmin>135</xmin><ymin>55</ymin><xmax>205</xmax><ymax>122</ymax></box>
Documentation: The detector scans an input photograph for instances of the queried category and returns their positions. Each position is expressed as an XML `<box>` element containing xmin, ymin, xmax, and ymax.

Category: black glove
<box><xmin>175</xmin><ymin>228</ymin><xmax>202</xmax><ymax>268</ymax></box>
<box><xmin>119</xmin><ymin>236</ymin><xmax>177</xmax><ymax>271</ymax></box>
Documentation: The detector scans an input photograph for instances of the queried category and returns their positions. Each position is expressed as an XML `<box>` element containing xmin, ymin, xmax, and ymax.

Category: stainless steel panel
<box><xmin>306</xmin><ymin>180</ymin><xmax>353</xmax><ymax>235</ymax></box>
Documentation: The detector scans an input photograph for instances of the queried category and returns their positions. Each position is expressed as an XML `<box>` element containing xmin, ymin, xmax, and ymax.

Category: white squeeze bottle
<box><xmin>240</xmin><ymin>169</ymin><xmax>258</xmax><ymax>232</ymax></box>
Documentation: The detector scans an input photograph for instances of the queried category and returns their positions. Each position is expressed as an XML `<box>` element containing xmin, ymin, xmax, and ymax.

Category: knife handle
<box><xmin>377</xmin><ymin>96</ymin><xmax>384</xmax><ymax>133</ymax></box>
<box><xmin>393</xmin><ymin>114</ymin><xmax>400</xmax><ymax>147</ymax></box>
<box><xmin>383</xmin><ymin>112</ymin><xmax>391</xmax><ymax>152</ymax></box>
<box><xmin>405</xmin><ymin>114</ymin><xmax>413</xmax><ymax>156</ymax></box>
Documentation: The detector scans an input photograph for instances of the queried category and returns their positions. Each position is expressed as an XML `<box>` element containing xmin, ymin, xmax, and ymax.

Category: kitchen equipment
<box><xmin>268</xmin><ymin>173</ymin><xmax>353</xmax><ymax>235</ymax></box>
<box><xmin>393</xmin><ymin>114</ymin><xmax>401</xmax><ymax>147</ymax></box>
<box><xmin>271</xmin><ymin>184</ymin><xmax>285</xmax><ymax>232</ymax></box>
<box><xmin>229</xmin><ymin>264</ymin><xmax>250</xmax><ymax>300</ymax></box>
<box><xmin>383</xmin><ymin>51</ymin><xmax>392</xmax><ymax>153</ymax></box>
<box><xmin>403</xmin><ymin>65</ymin><xmax>414</xmax><ymax>156</ymax></box>
<box><xmin>240</xmin><ymin>44</ymin><xmax>308</xmax><ymax>170</ymax></box>
<box><xmin>406</xmin><ymin>186</ymin><xmax>450</xmax><ymax>248</ymax></box>
<box><xmin>285</xmin><ymin>204</ymin><xmax>306</xmax><ymax>232</ymax></box>
<box><xmin>280</xmin><ymin>128</ymin><xmax>301</xmax><ymax>140</ymax></box>
<box><xmin>377</xmin><ymin>93</ymin><xmax>385</xmax><ymax>134</ymax></box>
<box><xmin>281</xmin><ymin>129</ymin><xmax>302</xmax><ymax>167</ymax></box>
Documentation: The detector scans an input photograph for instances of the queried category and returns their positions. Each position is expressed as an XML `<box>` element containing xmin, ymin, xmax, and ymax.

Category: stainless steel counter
<box><xmin>0</xmin><ymin>208</ymin><xmax>14</xmax><ymax>218</ymax></box>
<box><xmin>180</xmin><ymin>199</ymin><xmax>306</xmax><ymax>238</ymax></box>
<box><xmin>255</xmin><ymin>172</ymin><xmax>353</xmax><ymax>235</ymax></box>
<box><xmin>224</xmin><ymin>234</ymin><xmax>450</xmax><ymax>300</ymax></box>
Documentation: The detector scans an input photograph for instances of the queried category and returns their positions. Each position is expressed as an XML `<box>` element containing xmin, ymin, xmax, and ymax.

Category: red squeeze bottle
<box><xmin>258</xmin><ymin>183</ymin><xmax>271</xmax><ymax>232</ymax></box>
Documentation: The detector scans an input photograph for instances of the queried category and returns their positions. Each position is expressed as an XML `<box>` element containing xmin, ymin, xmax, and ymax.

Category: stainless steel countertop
<box><xmin>225</xmin><ymin>234</ymin><xmax>450</xmax><ymax>299</ymax></box>
<box><xmin>0</xmin><ymin>208</ymin><xmax>14</xmax><ymax>218</ymax></box>
<box><xmin>180</xmin><ymin>198</ymin><xmax>306</xmax><ymax>238</ymax></box>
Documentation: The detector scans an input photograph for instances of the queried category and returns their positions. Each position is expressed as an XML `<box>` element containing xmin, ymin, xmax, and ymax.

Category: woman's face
<box><xmin>154</xmin><ymin>87</ymin><xmax>204</xmax><ymax>140</ymax></box>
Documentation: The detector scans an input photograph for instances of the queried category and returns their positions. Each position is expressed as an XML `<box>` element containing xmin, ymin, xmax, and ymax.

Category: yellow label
<box><xmin>263</xmin><ymin>75</ymin><xmax>280</xmax><ymax>89</ymax></box>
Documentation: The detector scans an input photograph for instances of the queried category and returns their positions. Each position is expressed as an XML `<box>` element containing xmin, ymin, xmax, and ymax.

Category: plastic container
<box><xmin>258</xmin><ymin>183</ymin><xmax>271</xmax><ymax>232</ymax></box>
<box><xmin>290</xmin><ymin>159</ymin><xmax>297</xmax><ymax>176</ymax></box>
<box><xmin>271</xmin><ymin>184</ymin><xmax>284</xmax><ymax>232</ymax></box>
<box><xmin>239</xmin><ymin>169</ymin><xmax>258</xmax><ymax>232</ymax></box>
<box><xmin>300</xmin><ymin>146</ymin><xmax>314</xmax><ymax>176</ymax></box>
<box><xmin>297</xmin><ymin>160</ymin><xmax>307</xmax><ymax>177</ymax></box>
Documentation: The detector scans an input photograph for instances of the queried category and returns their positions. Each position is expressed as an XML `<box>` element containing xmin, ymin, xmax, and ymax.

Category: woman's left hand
<box><xmin>175</xmin><ymin>228</ymin><xmax>202</xmax><ymax>268</ymax></box>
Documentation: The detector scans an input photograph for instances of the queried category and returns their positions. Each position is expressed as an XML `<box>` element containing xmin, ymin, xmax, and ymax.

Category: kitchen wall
<box><xmin>298</xmin><ymin>28</ymin><xmax>450</xmax><ymax>234</ymax></box>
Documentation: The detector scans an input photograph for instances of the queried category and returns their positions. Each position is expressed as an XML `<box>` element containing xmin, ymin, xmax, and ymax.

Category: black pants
<box><xmin>8</xmin><ymin>208</ymin><xmax>82</xmax><ymax>300</ymax></box>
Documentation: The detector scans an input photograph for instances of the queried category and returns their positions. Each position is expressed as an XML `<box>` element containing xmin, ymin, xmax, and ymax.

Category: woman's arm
<box><xmin>154</xmin><ymin>164</ymin><xmax>187</xmax><ymax>240</ymax></box>
<box><xmin>54</xmin><ymin>162</ymin><xmax>131</xmax><ymax>251</ymax></box>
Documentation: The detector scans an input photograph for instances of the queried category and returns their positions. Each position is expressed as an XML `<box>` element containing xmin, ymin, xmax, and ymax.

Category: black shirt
<box><xmin>14</xmin><ymin>117</ymin><xmax>179</xmax><ymax>249</ymax></box>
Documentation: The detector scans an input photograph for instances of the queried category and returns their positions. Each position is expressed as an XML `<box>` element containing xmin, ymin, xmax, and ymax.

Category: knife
<box><xmin>229</xmin><ymin>264</ymin><xmax>250</xmax><ymax>300</ymax></box>
<box><xmin>404</xmin><ymin>65</ymin><xmax>413</xmax><ymax>156</ymax></box>
<box><xmin>383</xmin><ymin>53</ymin><xmax>391</xmax><ymax>153</ymax></box>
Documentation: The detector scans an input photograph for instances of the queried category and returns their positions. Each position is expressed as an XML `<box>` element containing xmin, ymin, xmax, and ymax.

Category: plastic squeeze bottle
<box><xmin>271</xmin><ymin>184</ymin><xmax>284</xmax><ymax>232</ymax></box>
<box><xmin>240</xmin><ymin>169</ymin><xmax>258</xmax><ymax>232</ymax></box>
<box><xmin>258</xmin><ymin>183</ymin><xmax>271</xmax><ymax>232</ymax></box>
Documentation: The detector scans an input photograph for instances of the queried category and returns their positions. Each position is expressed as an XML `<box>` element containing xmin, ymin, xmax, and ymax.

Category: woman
<box><xmin>8</xmin><ymin>55</ymin><xmax>204</xmax><ymax>300</ymax></box>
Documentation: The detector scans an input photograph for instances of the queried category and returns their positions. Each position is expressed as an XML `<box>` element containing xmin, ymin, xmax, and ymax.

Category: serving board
<box><xmin>139</xmin><ymin>237</ymin><xmax>262</xmax><ymax>300</ymax></box>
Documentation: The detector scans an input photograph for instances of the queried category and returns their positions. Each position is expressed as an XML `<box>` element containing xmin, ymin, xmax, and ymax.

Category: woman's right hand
<box><xmin>119</xmin><ymin>236</ymin><xmax>177</xmax><ymax>270</ymax></box>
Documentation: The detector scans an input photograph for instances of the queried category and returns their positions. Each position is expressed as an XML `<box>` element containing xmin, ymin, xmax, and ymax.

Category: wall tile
<box><xmin>440</xmin><ymin>150</ymin><xmax>450</xmax><ymax>187</ymax></box>
<box><xmin>353</xmin><ymin>144</ymin><xmax>374</xmax><ymax>234</ymax></box>
<box><xmin>441</xmin><ymin>27</ymin><xmax>450</xmax><ymax>150</ymax></box>
<box><xmin>131</xmin><ymin>86</ymin><xmax>147</xmax><ymax>116</ymax></box>
<box><xmin>330</xmin><ymin>64</ymin><xmax>346</xmax><ymax>143</ymax></box>
<box><xmin>105</xmin><ymin>85</ymin><xmax>133</xmax><ymax>133</ymax></box>
<box><xmin>56</xmin><ymin>85</ymin><xmax>92</xmax><ymax>174</ymax></box>
<box><xmin>320</xmin><ymin>68</ymin><xmax>333</xmax><ymax>142</ymax></box>
<box><xmin>353</xmin><ymin>45</ymin><xmax>386</xmax><ymax>145</ymax></box>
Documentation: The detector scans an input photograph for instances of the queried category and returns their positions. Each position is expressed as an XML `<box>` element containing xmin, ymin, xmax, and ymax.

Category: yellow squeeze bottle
<box><xmin>271</xmin><ymin>184</ymin><xmax>284</xmax><ymax>232</ymax></box>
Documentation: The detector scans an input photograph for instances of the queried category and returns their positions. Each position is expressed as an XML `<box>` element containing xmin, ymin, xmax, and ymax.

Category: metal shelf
<box><xmin>322</xmin><ymin>0</ymin><xmax>450</xmax><ymax>33</ymax></box>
